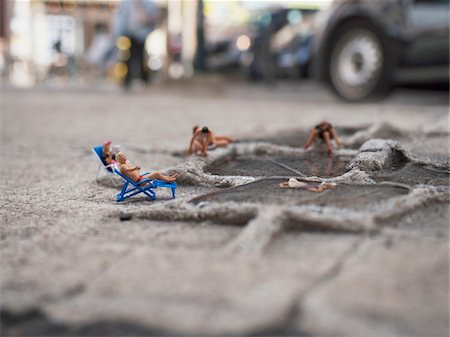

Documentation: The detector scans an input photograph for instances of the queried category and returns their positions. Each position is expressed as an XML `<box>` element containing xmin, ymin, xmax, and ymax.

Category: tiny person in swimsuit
<box><xmin>102</xmin><ymin>140</ymin><xmax>116</xmax><ymax>170</ymax></box>
<box><xmin>116</xmin><ymin>152</ymin><xmax>177</xmax><ymax>184</ymax></box>
<box><xmin>187</xmin><ymin>125</ymin><xmax>233</xmax><ymax>157</ymax></box>
<box><xmin>304</xmin><ymin>120</ymin><xmax>342</xmax><ymax>155</ymax></box>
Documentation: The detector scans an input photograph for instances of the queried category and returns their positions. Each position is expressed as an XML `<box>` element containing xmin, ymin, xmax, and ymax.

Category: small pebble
<box><xmin>120</xmin><ymin>213</ymin><xmax>132</xmax><ymax>221</ymax></box>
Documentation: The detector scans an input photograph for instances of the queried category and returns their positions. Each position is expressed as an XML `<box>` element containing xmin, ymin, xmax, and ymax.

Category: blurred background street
<box><xmin>1</xmin><ymin>0</ymin><xmax>449</xmax><ymax>336</ymax></box>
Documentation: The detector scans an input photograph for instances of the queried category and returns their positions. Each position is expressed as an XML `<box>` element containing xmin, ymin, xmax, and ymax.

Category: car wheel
<box><xmin>329</xmin><ymin>21</ymin><xmax>391</xmax><ymax>101</ymax></box>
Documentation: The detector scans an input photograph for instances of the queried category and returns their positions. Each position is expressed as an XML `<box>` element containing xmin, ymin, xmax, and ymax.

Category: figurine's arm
<box><xmin>323</xmin><ymin>131</ymin><xmax>333</xmax><ymax>155</ymax></box>
<box><xmin>188</xmin><ymin>136</ymin><xmax>195</xmax><ymax>154</ymax></box>
<box><xmin>188</xmin><ymin>130</ymin><xmax>201</xmax><ymax>154</ymax></box>
<box><xmin>304</xmin><ymin>129</ymin><xmax>318</xmax><ymax>150</ymax></box>
<box><xmin>201</xmin><ymin>137</ymin><xmax>209</xmax><ymax>156</ymax></box>
<box><xmin>330</xmin><ymin>128</ymin><xmax>342</xmax><ymax>146</ymax></box>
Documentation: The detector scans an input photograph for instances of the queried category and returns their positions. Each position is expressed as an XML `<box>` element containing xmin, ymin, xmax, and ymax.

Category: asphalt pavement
<box><xmin>1</xmin><ymin>78</ymin><xmax>449</xmax><ymax>336</ymax></box>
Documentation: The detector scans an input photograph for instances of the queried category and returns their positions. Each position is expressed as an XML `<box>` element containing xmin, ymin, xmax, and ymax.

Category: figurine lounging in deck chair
<box><xmin>116</xmin><ymin>152</ymin><xmax>177</xmax><ymax>184</ymax></box>
<box><xmin>92</xmin><ymin>143</ymin><xmax>119</xmax><ymax>186</ymax></box>
<box><xmin>114</xmin><ymin>152</ymin><xmax>177</xmax><ymax>202</ymax></box>
<box><xmin>101</xmin><ymin>140</ymin><xmax>115</xmax><ymax>167</ymax></box>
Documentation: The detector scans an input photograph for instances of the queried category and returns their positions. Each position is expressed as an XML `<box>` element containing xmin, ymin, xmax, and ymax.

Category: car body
<box><xmin>242</xmin><ymin>7</ymin><xmax>318</xmax><ymax>80</ymax></box>
<box><xmin>205</xmin><ymin>31</ymin><xmax>253</xmax><ymax>70</ymax></box>
<box><xmin>311</xmin><ymin>0</ymin><xmax>449</xmax><ymax>101</ymax></box>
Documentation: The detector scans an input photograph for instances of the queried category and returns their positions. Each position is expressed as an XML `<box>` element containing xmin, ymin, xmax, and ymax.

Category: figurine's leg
<box><xmin>213</xmin><ymin>136</ymin><xmax>233</xmax><ymax>146</ymax></box>
<box><xmin>323</xmin><ymin>131</ymin><xmax>333</xmax><ymax>154</ymax></box>
<box><xmin>330</xmin><ymin>128</ymin><xmax>342</xmax><ymax>147</ymax></box>
<box><xmin>213</xmin><ymin>139</ymin><xmax>230</xmax><ymax>146</ymax></box>
<box><xmin>145</xmin><ymin>172</ymin><xmax>177</xmax><ymax>183</ymax></box>
<box><xmin>191</xmin><ymin>140</ymin><xmax>203</xmax><ymax>155</ymax></box>
<box><xmin>304</xmin><ymin>129</ymin><xmax>318</xmax><ymax>150</ymax></box>
<box><xmin>201</xmin><ymin>140</ymin><xmax>208</xmax><ymax>156</ymax></box>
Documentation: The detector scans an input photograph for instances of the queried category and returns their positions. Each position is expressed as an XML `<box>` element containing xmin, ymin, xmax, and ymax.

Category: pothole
<box><xmin>205</xmin><ymin>152</ymin><xmax>351</xmax><ymax>178</ymax></box>
<box><xmin>190</xmin><ymin>179</ymin><xmax>410</xmax><ymax>212</ymax></box>
<box><xmin>239</xmin><ymin>123</ymin><xmax>412</xmax><ymax>150</ymax></box>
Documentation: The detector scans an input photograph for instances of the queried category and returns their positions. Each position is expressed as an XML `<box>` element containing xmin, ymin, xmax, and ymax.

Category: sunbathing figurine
<box><xmin>188</xmin><ymin>125</ymin><xmax>233</xmax><ymax>156</ymax></box>
<box><xmin>279</xmin><ymin>178</ymin><xmax>336</xmax><ymax>192</ymax></box>
<box><xmin>116</xmin><ymin>152</ymin><xmax>177</xmax><ymax>184</ymax></box>
<box><xmin>102</xmin><ymin>140</ymin><xmax>115</xmax><ymax>166</ymax></box>
<box><xmin>304</xmin><ymin>120</ymin><xmax>342</xmax><ymax>155</ymax></box>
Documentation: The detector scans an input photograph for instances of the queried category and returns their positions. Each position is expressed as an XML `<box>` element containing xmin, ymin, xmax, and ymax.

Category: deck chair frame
<box><xmin>114</xmin><ymin>168</ymin><xmax>177</xmax><ymax>202</ymax></box>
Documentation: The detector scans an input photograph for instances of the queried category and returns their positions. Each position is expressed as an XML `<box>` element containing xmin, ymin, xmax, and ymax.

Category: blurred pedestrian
<box><xmin>86</xmin><ymin>24</ymin><xmax>114</xmax><ymax>72</ymax></box>
<box><xmin>114</xmin><ymin>0</ymin><xmax>159</xmax><ymax>89</ymax></box>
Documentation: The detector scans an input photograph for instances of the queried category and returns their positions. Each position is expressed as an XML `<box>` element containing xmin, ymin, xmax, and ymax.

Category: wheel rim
<box><xmin>331</xmin><ymin>28</ymin><xmax>383</xmax><ymax>100</ymax></box>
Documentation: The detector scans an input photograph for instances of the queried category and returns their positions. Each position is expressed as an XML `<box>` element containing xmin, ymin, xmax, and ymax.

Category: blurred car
<box><xmin>241</xmin><ymin>7</ymin><xmax>319</xmax><ymax>80</ymax></box>
<box><xmin>202</xmin><ymin>1</ymin><xmax>254</xmax><ymax>71</ymax></box>
<box><xmin>311</xmin><ymin>0</ymin><xmax>449</xmax><ymax>101</ymax></box>
<box><xmin>205</xmin><ymin>31</ymin><xmax>253</xmax><ymax>70</ymax></box>
<box><xmin>243</xmin><ymin>8</ymin><xmax>291</xmax><ymax>80</ymax></box>
<box><xmin>271</xmin><ymin>10</ymin><xmax>317</xmax><ymax>78</ymax></box>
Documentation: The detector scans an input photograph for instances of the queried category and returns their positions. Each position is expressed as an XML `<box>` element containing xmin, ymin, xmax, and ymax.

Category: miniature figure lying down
<box><xmin>304</xmin><ymin>120</ymin><xmax>342</xmax><ymax>155</ymax></box>
<box><xmin>279</xmin><ymin>178</ymin><xmax>336</xmax><ymax>192</ymax></box>
<box><xmin>116</xmin><ymin>152</ymin><xmax>177</xmax><ymax>184</ymax></box>
<box><xmin>188</xmin><ymin>125</ymin><xmax>233</xmax><ymax>156</ymax></box>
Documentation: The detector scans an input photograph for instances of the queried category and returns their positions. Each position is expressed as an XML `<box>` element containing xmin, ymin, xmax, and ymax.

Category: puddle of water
<box><xmin>241</xmin><ymin>125</ymin><xmax>414</xmax><ymax>151</ymax></box>
<box><xmin>191</xmin><ymin>179</ymin><xmax>410</xmax><ymax>211</ymax></box>
<box><xmin>206</xmin><ymin>152</ymin><xmax>351</xmax><ymax>178</ymax></box>
<box><xmin>241</xmin><ymin>127</ymin><xmax>361</xmax><ymax>148</ymax></box>
<box><xmin>241</xmin><ymin>130</ymin><xmax>308</xmax><ymax>147</ymax></box>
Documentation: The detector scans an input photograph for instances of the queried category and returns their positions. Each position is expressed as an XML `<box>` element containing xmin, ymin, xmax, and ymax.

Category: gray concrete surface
<box><xmin>1</xmin><ymin>79</ymin><xmax>449</xmax><ymax>336</ymax></box>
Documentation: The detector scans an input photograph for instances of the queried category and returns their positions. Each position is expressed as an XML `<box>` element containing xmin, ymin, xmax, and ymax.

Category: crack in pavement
<box><xmin>224</xmin><ymin>207</ymin><xmax>285</xmax><ymax>255</ymax></box>
<box><xmin>285</xmin><ymin>235</ymin><xmax>368</xmax><ymax>335</ymax></box>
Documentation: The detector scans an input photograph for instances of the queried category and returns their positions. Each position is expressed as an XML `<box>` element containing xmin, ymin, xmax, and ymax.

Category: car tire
<box><xmin>327</xmin><ymin>19</ymin><xmax>392</xmax><ymax>101</ymax></box>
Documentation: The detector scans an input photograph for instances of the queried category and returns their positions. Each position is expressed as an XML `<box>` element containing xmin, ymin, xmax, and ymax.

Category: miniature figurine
<box><xmin>304</xmin><ymin>120</ymin><xmax>342</xmax><ymax>155</ymax></box>
<box><xmin>102</xmin><ymin>140</ymin><xmax>115</xmax><ymax>166</ymax></box>
<box><xmin>188</xmin><ymin>126</ymin><xmax>211</xmax><ymax>156</ymax></box>
<box><xmin>188</xmin><ymin>125</ymin><xmax>233</xmax><ymax>156</ymax></box>
<box><xmin>116</xmin><ymin>152</ymin><xmax>177</xmax><ymax>184</ymax></box>
<box><xmin>279</xmin><ymin>178</ymin><xmax>336</xmax><ymax>192</ymax></box>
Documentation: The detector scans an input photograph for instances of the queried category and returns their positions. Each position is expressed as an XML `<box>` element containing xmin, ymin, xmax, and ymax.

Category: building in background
<box><xmin>0</xmin><ymin>0</ymin><xmax>14</xmax><ymax>80</ymax></box>
<box><xmin>5</xmin><ymin>0</ymin><xmax>201</xmax><ymax>86</ymax></box>
<box><xmin>4</xmin><ymin>0</ymin><xmax>333</xmax><ymax>87</ymax></box>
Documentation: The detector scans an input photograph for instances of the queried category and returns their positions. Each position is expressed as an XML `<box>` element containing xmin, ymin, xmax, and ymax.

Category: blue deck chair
<box><xmin>113</xmin><ymin>168</ymin><xmax>177</xmax><ymax>202</ymax></box>
<box><xmin>92</xmin><ymin>145</ymin><xmax>120</xmax><ymax>186</ymax></box>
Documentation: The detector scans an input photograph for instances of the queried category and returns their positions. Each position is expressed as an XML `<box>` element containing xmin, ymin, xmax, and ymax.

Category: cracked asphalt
<box><xmin>1</xmin><ymin>79</ymin><xmax>449</xmax><ymax>336</ymax></box>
